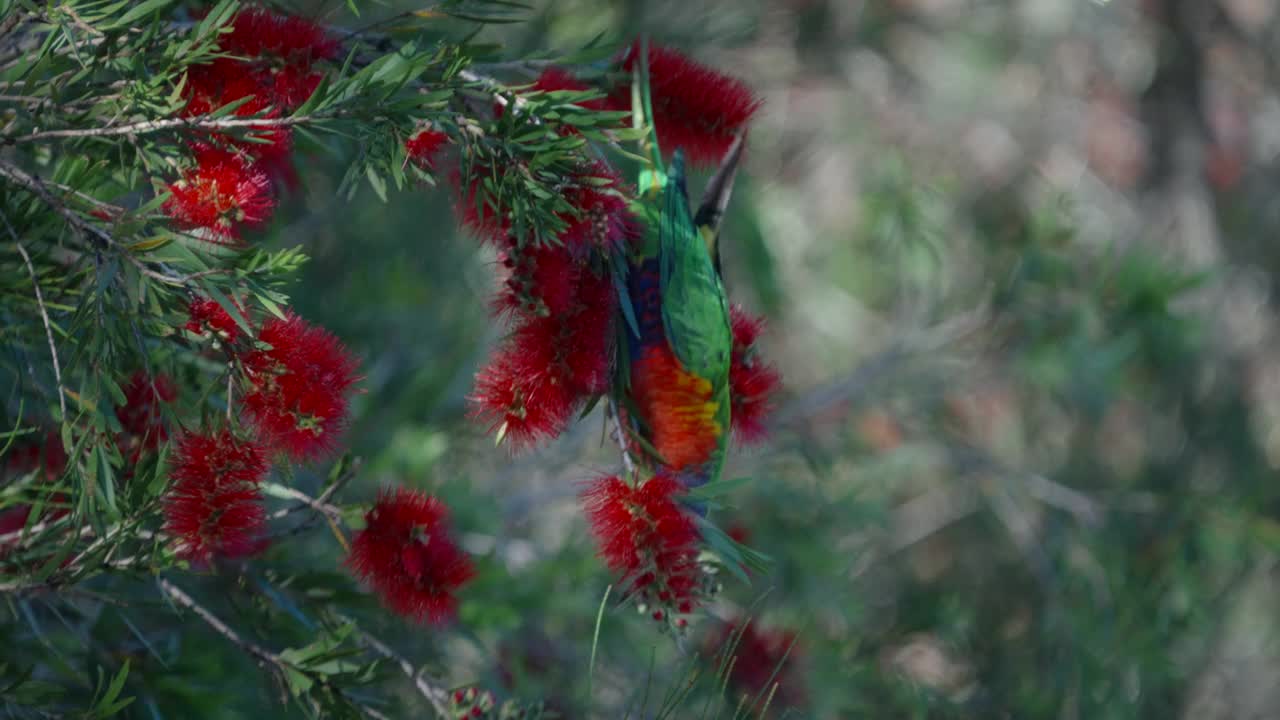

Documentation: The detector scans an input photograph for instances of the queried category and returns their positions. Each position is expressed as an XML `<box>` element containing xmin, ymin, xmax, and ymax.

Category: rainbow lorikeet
<box><xmin>615</xmin><ymin>54</ymin><xmax>745</xmax><ymax>494</ymax></box>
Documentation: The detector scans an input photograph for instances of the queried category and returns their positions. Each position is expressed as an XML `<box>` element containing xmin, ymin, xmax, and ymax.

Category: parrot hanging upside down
<box><xmin>619</xmin><ymin>128</ymin><xmax>745</xmax><ymax>494</ymax></box>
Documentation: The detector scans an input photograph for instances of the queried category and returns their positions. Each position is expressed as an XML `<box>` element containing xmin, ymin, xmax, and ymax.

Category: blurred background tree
<box><xmin>4</xmin><ymin>0</ymin><xmax>1280</xmax><ymax>718</ymax></box>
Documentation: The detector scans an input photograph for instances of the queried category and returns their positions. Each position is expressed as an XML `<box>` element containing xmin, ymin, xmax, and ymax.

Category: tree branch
<box><xmin>157</xmin><ymin>576</ymin><xmax>283</xmax><ymax>667</ymax></box>
<box><xmin>4</xmin><ymin>113</ymin><xmax>326</xmax><ymax>145</ymax></box>
<box><xmin>606</xmin><ymin>396</ymin><xmax>637</xmax><ymax>478</ymax></box>
<box><xmin>349</xmin><ymin>623</ymin><xmax>452</xmax><ymax>718</ymax></box>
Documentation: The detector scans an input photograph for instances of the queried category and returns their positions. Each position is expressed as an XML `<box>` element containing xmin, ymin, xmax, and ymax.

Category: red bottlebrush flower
<box><xmin>494</xmin><ymin>240</ymin><xmax>581</xmax><ymax>319</ymax></box>
<box><xmin>406</xmin><ymin>129</ymin><xmax>449</xmax><ymax>169</ymax></box>
<box><xmin>3</xmin><ymin>431</ymin><xmax>68</xmax><ymax>482</ymax></box>
<box><xmin>609</xmin><ymin>42</ymin><xmax>760</xmax><ymax>168</ymax></box>
<box><xmin>0</xmin><ymin>432</ymin><xmax>70</xmax><ymax>554</ymax></box>
<box><xmin>557</xmin><ymin>162</ymin><xmax>634</xmax><ymax>252</ymax></box>
<box><xmin>471</xmin><ymin>260</ymin><xmax>616</xmax><ymax>448</ymax></box>
<box><xmin>559</xmin><ymin>270</ymin><xmax>615</xmax><ymax>395</ymax></box>
<box><xmin>242</xmin><ymin>313</ymin><xmax>360</xmax><ymax>462</ymax></box>
<box><xmin>469</xmin><ymin>336</ymin><xmax>579</xmax><ymax>450</ymax></box>
<box><xmin>580</xmin><ymin>474</ymin><xmax>703</xmax><ymax>619</ymax></box>
<box><xmin>116</xmin><ymin>371</ymin><xmax>178</xmax><ymax>453</ymax></box>
<box><xmin>162</xmin><ymin>430</ymin><xmax>270</xmax><ymax>564</ymax></box>
<box><xmin>183</xmin><ymin>58</ymin><xmax>272</xmax><ymax>118</ymax></box>
<box><xmin>0</xmin><ymin>505</ymin><xmax>31</xmax><ymax>538</ymax></box>
<box><xmin>265</xmin><ymin>65</ymin><xmax>326</xmax><ymax>113</ymax></box>
<box><xmin>164</xmin><ymin>144</ymin><xmax>274</xmax><ymax>242</ymax></box>
<box><xmin>729</xmin><ymin>306</ymin><xmax>782</xmax><ymax>444</ymax></box>
<box><xmin>710</xmin><ymin>620</ymin><xmax>804</xmax><ymax>710</ymax></box>
<box><xmin>182</xmin><ymin>60</ymin><xmax>298</xmax><ymax>185</ymax></box>
<box><xmin>219</xmin><ymin>7</ymin><xmax>340</xmax><ymax>65</ymax></box>
<box><xmin>450</xmin><ymin>163</ymin><xmax>510</xmax><ymax>244</ymax></box>
<box><xmin>345</xmin><ymin>487</ymin><xmax>474</xmax><ymax>624</ymax></box>
<box><xmin>168</xmin><ymin>430</ymin><xmax>269</xmax><ymax>489</ymax></box>
<box><xmin>165</xmin><ymin>481</ymin><xmax>268</xmax><ymax>563</ymax></box>
<box><xmin>185</xmin><ymin>297</ymin><xmax>243</xmax><ymax>342</ymax></box>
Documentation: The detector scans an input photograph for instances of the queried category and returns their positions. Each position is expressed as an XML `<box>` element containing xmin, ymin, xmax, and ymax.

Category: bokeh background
<box><xmin>274</xmin><ymin>0</ymin><xmax>1280</xmax><ymax>717</ymax></box>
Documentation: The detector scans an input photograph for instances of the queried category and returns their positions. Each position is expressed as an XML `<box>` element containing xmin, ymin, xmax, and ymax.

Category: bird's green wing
<box><xmin>659</xmin><ymin>152</ymin><xmax>732</xmax><ymax>384</ymax></box>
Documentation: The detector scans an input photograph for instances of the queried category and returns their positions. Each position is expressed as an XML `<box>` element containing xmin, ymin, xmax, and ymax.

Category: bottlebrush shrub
<box><xmin>0</xmin><ymin>0</ymin><xmax>777</xmax><ymax>714</ymax></box>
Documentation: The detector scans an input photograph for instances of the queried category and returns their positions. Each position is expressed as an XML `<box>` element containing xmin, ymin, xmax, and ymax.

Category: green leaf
<box><xmin>365</xmin><ymin>166</ymin><xmax>388</xmax><ymax>203</ymax></box>
<box><xmin>105</xmin><ymin>0</ymin><xmax>177</xmax><ymax>30</ymax></box>
<box><xmin>93</xmin><ymin>660</ymin><xmax>133</xmax><ymax>717</ymax></box>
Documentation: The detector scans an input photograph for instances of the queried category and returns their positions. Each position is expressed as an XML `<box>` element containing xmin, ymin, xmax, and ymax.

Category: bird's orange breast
<box><xmin>631</xmin><ymin>344</ymin><xmax>722</xmax><ymax>470</ymax></box>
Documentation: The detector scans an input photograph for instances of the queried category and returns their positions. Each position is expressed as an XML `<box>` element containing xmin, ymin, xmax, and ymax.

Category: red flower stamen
<box><xmin>609</xmin><ymin>42</ymin><xmax>761</xmax><ymax>168</ymax></box>
<box><xmin>729</xmin><ymin>306</ymin><xmax>782</xmax><ymax>444</ymax></box>
<box><xmin>242</xmin><ymin>313</ymin><xmax>360</xmax><ymax>462</ymax></box>
<box><xmin>580</xmin><ymin>474</ymin><xmax>703</xmax><ymax>618</ymax></box>
<box><xmin>185</xmin><ymin>297</ymin><xmax>243</xmax><ymax>342</ymax></box>
<box><xmin>406</xmin><ymin>129</ymin><xmax>449</xmax><ymax>169</ymax></box>
<box><xmin>164</xmin><ymin>144</ymin><xmax>274</xmax><ymax>243</ymax></box>
<box><xmin>116</xmin><ymin>371</ymin><xmax>178</xmax><ymax>457</ymax></box>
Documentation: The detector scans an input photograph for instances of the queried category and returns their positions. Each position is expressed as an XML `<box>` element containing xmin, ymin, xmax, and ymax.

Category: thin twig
<box><xmin>2</xmin><ymin>212</ymin><xmax>67</xmax><ymax>420</ymax></box>
<box><xmin>157</xmin><ymin>576</ymin><xmax>283</xmax><ymax>667</ymax></box>
<box><xmin>0</xmin><ymin>554</ymin><xmax>144</xmax><ymax>593</ymax></box>
<box><xmin>0</xmin><ymin>517</ymin><xmax>88</xmax><ymax>547</ymax></box>
<box><xmin>350</xmin><ymin>624</ymin><xmax>452</xmax><ymax>718</ymax></box>
<box><xmin>5</xmin><ymin>113</ymin><xmax>326</xmax><ymax>145</ymax></box>
<box><xmin>264</xmin><ymin>483</ymin><xmax>351</xmax><ymax>552</ymax></box>
<box><xmin>606</xmin><ymin>396</ymin><xmax>637</xmax><ymax>478</ymax></box>
<box><xmin>0</xmin><ymin>159</ymin><xmax>226</xmax><ymax>288</ymax></box>
<box><xmin>0</xmin><ymin>159</ymin><xmax>115</xmax><ymax>248</ymax></box>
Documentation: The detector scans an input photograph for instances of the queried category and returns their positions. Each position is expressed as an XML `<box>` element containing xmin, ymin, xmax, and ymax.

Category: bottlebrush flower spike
<box><xmin>610</xmin><ymin>42</ymin><xmax>760</xmax><ymax>168</ymax></box>
<box><xmin>0</xmin><ymin>433</ymin><xmax>70</xmax><ymax>554</ymax></box>
<box><xmin>450</xmin><ymin>163</ymin><xmax>510</xmax><ymax>244</ymax></box>
<box><xmin>219</xmin><ymin>7</ymin><xmax>340</xmax><ymax>65</ymax></box>
<box><xmin>406</xmin><ymin>128</ymin><xmax>449</xmax><ymax>169</ymax></box>
<box><xmin>472</xmin><ymin>260</ymin><xmax>616</xmax><ymax>447</ymax></box>
<box><xmin>242</xmin><ymin>313</ymin><xmax>360</xmax><ymax>462</ymax></box>
<box><xmin>3</xmin><ymin>431</ymin><xmax>68</xmax><ymax>482</ymax></box>
<box><xmin>729</xmin><ymin>306</ymin><xmax>782</xmax><ymax>444</ymax></box>
<box><xmin>558</xmin><ymin>162</ymin><xmax>634</xmax><ymax>252</ymax></box>
<box><xmin>181</xmin><ymin>59</ymin><xmax>298</xmax><ymax>185</ymax></box>
<box><xmin>559</xmin><ymin>270</ymin><xmax>615</xmax><ymax>395</ymax></box>
<box><xmin>164</xmin><ymin>144</ymin><xmax>274</xmax><ymax>243</ymax></box>
<box><xmin>116</xmin><ymin>371</ymin><xmax>178</xmax><ymax>454</ymax></box>
<box><xmin>580</xmin><ymin>474</ymin><xmax>703</xmax><ymax>622</ymax></box>
<box><xmin>494</xmin><ymin>240</ymin><xmax>580</xmax><ymax>319</ymax></box>
<box><xmin>345</xmin><ymin>487</ymin><xmax>475</xmax><ymax>624</ymax></box>
<box><xmin>212</xmin><ymin>6</ymin><xmax>337</xmax><ymax>111</ymax></box>
<box><xmin>185</xmin><ymin>297</ymin><xmax>243</xmax><ymax>342</ymax></box>
<box><xmin>162</xmin><ymin>430</ymin><xmax>270</xmax><ymax>564</ymax></box>
<box><xmin>469</xmin><ymin>337</ymin><xmax>579</xmax><ymax>450</ymax></box>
